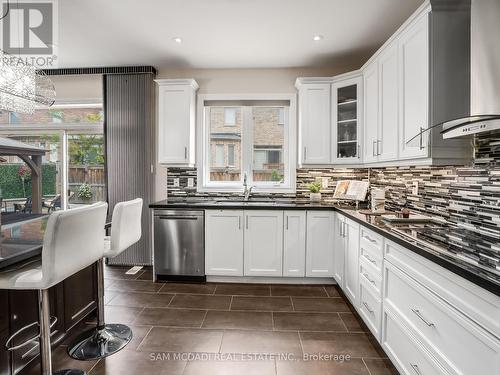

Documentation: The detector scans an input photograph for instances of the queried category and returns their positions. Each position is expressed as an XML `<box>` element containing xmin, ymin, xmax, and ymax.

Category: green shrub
<box><xmin>0</xmin><ymin>163</ymin><xmax>57</xmax><ymax>198</ymax></box>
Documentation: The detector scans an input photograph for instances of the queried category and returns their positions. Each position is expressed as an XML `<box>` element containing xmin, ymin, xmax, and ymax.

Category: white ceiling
<box><xmin>58</xmin><ymin>0</ymin><xmax>424</xmax><ymax>70</ymax></box>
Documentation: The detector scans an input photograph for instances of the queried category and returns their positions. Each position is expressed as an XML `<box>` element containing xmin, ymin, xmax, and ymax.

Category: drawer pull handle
<box><xmin>412</xmin><ymin>309</ymin><xmax>435</xmax><ymax>327</ymax></box>
<box><xmin>362</xmin><ymin>301</ymin><xmax>374</xmax><ymax>314</ymax></box>
<box><xmin>363</xmin><ymin>273</ymin><xmax>376</xmax><ymax>285</ymax></box>
<box><xmin>410</xmin><ymin>363</ymin><xmax>422</xmax><ymax>375</ymax></box>
<box><xmin>362</xmin><ymin>235</ymin><xmax>377</xmax><ymax>244</ymax></box>
<box><xmin>364</xmin><ymin>254</ymin><xmax>377</xmax><ymax>264</ymax></box>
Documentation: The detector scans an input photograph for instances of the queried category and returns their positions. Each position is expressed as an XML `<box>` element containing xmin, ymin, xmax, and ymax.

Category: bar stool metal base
<box><xmin>67</xmin><ymin>324</ymin><xmax>132</xmax><ymax>360</ymax></box>
<box><xmin>54</xmin><ymin>370</ymin><xmax>87</xmax><ymax>375</ymax></box>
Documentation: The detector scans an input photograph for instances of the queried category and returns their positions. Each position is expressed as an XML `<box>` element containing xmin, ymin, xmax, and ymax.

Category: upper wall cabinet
<box><xmin>398</xmin><ymin>14</ymin><xmax>429</xmax><ymax>160</ymax></box>
<box><xmin>296</xmin><ymin>79</ymin><xmax>332</xmax><ymax>165</ymax></box>
<box><xmin>361</xmin><ymin>1</ymin><xmax>472</xmax><ymax>165</ymax></box>
<box><xmin>364</xmin><ymin>41</ymin><xmax>399</xmax><ymax>163</ymax></box>
<box><xmin>156</xmin><ymin>79</ymin><xmax>199</xmax><ymax>166</ymax></box>
<box><xmin>332</xmin><ymin>76</ymin><xmax>362</xmax><ymax>163</ymax></box>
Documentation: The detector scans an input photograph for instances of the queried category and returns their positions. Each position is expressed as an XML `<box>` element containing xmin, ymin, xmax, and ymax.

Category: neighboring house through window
<box><xmin>198</xmin><ymin>94</ymin><xmax>296</xmax><ymax>192</ymax></box>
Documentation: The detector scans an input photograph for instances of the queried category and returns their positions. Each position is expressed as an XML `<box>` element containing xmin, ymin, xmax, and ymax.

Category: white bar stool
<box><xmin>68</xmin><ymin>198</ymin><xmax>143</xmax><ymax>361</ymax></box>
<box><xmin>1</xmin><ymin>202</ymin><xmax>108</xmax><ymax>375</ymax></box>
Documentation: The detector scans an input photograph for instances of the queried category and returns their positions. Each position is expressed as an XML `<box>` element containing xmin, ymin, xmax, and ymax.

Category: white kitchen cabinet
<box><xmin>244</xmin><ymin>211</ymin><xmax>283</xmax><ymax>277</ymax></box>
<box><xmin>332</xmin><ymin>76</ymin><xmax>362</xmax><ymax>163</ymax></box>
<box><xmin>283</xmin><ymin>211</ymin><xmax>306</xmax><ymax>277</ymax></box>
<box><xmin>306</xmin><ymin>211</ymin><xmax>335</xmax><ymax>277</ymax></box>
<box><xmin>296</xmin><ymin>79</ymin><xmax>332</xmax><ymax>165</ymax></box>
<box><xmin>378</xmin><ymin>42</ymin><xmax>399</xmax><ymax>161</ymax></box>
<box><xmin>205</xmin><ymin>209</ymin><xmax>244</xmax><ymax>276</ymax></box>
<box><xmin>333</xmin><ymin>213</ymin><xmax>346</xmax><ymax>287</ymax></box>
<box><xmin>156</xmin><ymin>79</ymin><xmax>198</xmax><ymax>166</ymax></box>
<box><xmin>343</xmin><ymin>217</ymin><xmax>360</xmax><ymax>307</ymax></box>
<box><xmin>398</xmin><ymin>14</ymin><xmax>429</xmax><ymax>160</ymax></box>
<box><xmin>363</xmin><ymin>61</ymin><xmax>379</xmax><ymax>164</ymax></box>
<box><xmin>363</xmin><ymin>42</ymin><xmax>398</xmax><ymax>164</ymax></box>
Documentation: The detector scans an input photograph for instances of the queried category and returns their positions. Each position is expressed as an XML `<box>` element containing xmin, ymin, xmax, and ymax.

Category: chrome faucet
<box><xmin>243</xmin><ymin>173</ymin><xmax>254</xmax><ymax>201</ymax></box>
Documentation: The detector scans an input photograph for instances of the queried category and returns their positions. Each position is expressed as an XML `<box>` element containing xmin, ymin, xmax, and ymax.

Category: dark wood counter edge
<box><xmin>149</xmin><ymin>201</ymin><xmax>500</xmax><ymax>297</ymax></box>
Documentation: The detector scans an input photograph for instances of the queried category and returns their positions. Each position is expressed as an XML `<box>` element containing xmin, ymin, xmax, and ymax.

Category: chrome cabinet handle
<box><xmin>343</xmin><ymin>222</ymin><xmax>347</xmax><ymax>237</ymax></box>
<box><xmin>411</xmin><ymin>309</ymin><xmax>435</xmax><ymax>327</ymax></box>
<box><xmin>364</xmin><ymin>254</ymin><xmax>377</xmax><ymax>264</ymax></box>
<box><xmin>238</xmin><ymin>216</ymin><xmax>241</xmax><ymax>230</ymax></box>
<box><xmin>419</xmin><ymin>127</ymin><xmax>425</xmax><ymax>150</ymax></box>
<box><xmin>357</xmin><ymin>144</ymin><xmax>360</xmax><ymax>159</ymax></box>
<box><xmin>303</xmin><ymin>147</ymin><xmax>307</xmax><ymax>161</ymax></box>
<box><xmin>286</xmin><ymin>216</ymin><xmax>289</xmax><ymax>230</ymax></box>
<box><xmin>377</xmin><ymin>140</ymin><xmax>381</xmax><ymax>155</ymax></box>
<box><xmin>184</xmin><ymin>146</ymin><xmax>188</xmax><ymax>159</ymax></box>
<box><xmin>362</xmin><ymin>235</ymin><xmax>377</xmax><ymax>244</ymax></box>
<box><xmin>246</xmin><ymin>216</ymin><xmax>249</xmax><ymax>230</ymax></box>
<box><xmin>362</xmin><ymin>301</ymin><xmax>374</xmax><ymax>314</ymax></box>
<box><xmin>410</xmin><ymin>363</ymin><xmax>422</xmax><ymax>375</ymax></box>
<box><xmin>363</xmin><ymin>273</ymin><xmax>376</xmax><ymax>285</ymax></box>
<box><xmin>372</xmin><ymin>141</ymin><xmax>377</xmax><ymax>156</ymax></box>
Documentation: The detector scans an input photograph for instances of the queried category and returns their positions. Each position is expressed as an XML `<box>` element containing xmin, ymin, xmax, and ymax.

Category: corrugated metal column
<box><xmin>104</xmin><ymin>73</ymin><xmax>155</xmax><ymax>265</ymax></box>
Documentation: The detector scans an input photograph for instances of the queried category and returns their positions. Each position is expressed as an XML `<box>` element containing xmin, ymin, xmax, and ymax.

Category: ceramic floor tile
<box><xmin>215</xmin><ymin>283</ymin><xmax>271</xmax><ymax>296</ymax></box>
<box><xmin>159</xmin><ymin>282</ymin><xmax>217</xmax><ymax>294</ymax></box>
<box><xmin>168</xmin><ymin>294</ymin><xmax>231</xmax><ymax>310</ymax></box>
<box><xmin>299</xmin><ymin>332</ymin><xmax>385</xmax><ymax>358</ymax></box>
<box><xmin>362</xmin><ymin>358</ymin><xmax>400</xmax><ymax>375</ymax></box>
<box><xmin>292</xmin><ymin>297</ymin><xmax>351</xmax><ymax>312</ymax></box>
<box><xmin>271</xmin><ymin>285</ymin><xmax>328</xmax><ymax>297</ymax></box>
<box><xmin>104</xmin><ymin>305</ymin><xmax>143</xmax><ymax>325</ymax></box>
<box><xmin>182</xmin><ymin>359</ymin><xmax>276</xmax><ymax>375</ymax></box>
<box><xmin>107</xmin><ymin>292</ymin><xmax>174</xmax><ymax>308</ymax></box>
<box><xmin>134</xmin><ymin>307</ymin><xmax>206</xmax><ymax>327</ymax></box>
<box><xmin>89</xmin><ymin>346</ymin><xmax>186</xmax><ymax>375</ymax></box>
<box><xmin>202</xmin><ymin>310</ymin><xmax>273</xmax><ymax>330</ymax></box>
<box><xmin>106</xmin><ymin>279</ymin><xmax>163</xmax><ymax>293</ymax></box>
<box><xmin>138</xmin><ymin>327</ymin><xmax>223</xmax><ymax>353</ymax></box>
<box><xmin>339</xmin><ymin>312</ymin><xmax>369</xmax><ymax>332</ymax></box>
<box><xmin>276</xmin><ymin>358</ymin><xmax>371</xmax><ymax>375</ymax></box>
<box><xmin>231</xmin><ymin>296</ymin><xmax>293</xmax><ymax>311</ymax></box>
<box><xmin>273</xmin><ymin>312</ymin><xmax>347</xmax><ymax>332</ymax></box>
<box><xmin>220</xmin><ymin>329</ymin><xmax>302</xmax><ymax>356</ymax></box>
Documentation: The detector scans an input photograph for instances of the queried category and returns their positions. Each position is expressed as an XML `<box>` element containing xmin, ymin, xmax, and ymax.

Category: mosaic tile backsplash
<box><xmin>166</xmin><ymin>132</ymin><xmax>500</xmax><ymax>233</ymax></box>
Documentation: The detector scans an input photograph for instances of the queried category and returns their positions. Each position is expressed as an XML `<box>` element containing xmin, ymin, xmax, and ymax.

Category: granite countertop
<box><xmin>150</xmin><ymin>199</ymin><xmax>500</xmax><ymax>296</ymax></box>
<box><xmin>0</xmin><ymin>215</ymin><xmax>47</xmax><ymax>270</ymax></box>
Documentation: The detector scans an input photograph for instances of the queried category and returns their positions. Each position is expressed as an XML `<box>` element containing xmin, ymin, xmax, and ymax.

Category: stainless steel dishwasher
<box><xmin>153</xmin><ymin>210</ymin><xmax>205</xmax><ymax>282</ymax></box>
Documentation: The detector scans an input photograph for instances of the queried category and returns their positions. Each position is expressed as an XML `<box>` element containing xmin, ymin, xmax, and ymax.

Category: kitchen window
<box><xmin>198</xmin><ymin>94</ymin><xmax>296</xmax><ymax>192</ymax></box>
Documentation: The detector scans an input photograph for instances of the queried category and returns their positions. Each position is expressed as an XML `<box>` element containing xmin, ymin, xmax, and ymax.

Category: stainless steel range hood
<box><xmin>441</xmin><ymin>115</ymin><xmax>500</xmax><ymax>138</ymax></box>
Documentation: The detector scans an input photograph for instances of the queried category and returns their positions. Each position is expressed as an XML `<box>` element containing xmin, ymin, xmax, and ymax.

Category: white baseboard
<box><xmin>206</xmin><ymin>276</ymin><xmax>337</xmax><ymax>285</ymax></box>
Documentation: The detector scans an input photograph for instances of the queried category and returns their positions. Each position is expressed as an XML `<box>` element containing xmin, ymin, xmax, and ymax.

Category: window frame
<box><xmin>0</xmin><ymin>99</ymin><xmax>104</xmax><ymax>210</ymax></box>
<box><xmin>197</xmin><ymin>93</ymin><xmax>296</xmax><ymax>193</ymax></box>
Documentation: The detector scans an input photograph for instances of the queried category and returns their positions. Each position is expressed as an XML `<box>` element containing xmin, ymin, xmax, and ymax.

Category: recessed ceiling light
<box><xmin>172</xmin><ymin>37</ymin><xmax>183</xmax><ymax>44</ymax></box>
<box><xmin>313</xmin><ymin>35</ymin><xmax>324</xmax><ymax>41</ymax></box>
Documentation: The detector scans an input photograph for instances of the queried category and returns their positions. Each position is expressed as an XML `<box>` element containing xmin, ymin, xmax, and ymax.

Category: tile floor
<box><xmin>30</xmin><ymin>266</ymin><xmax>398</xmax><ymax>375</ymax></box>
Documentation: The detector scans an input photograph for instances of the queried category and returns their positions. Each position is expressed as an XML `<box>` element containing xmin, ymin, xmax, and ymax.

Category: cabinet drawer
<box><xmin>360</xmin><ymin>227</ymin><xmax>383</xmax><ymax>252</ymax></box>
<box><xmin>360</xmin><ymin>240</ymin><xmax>383</xmax><ymax>274</ymax></box>
<box><xmin>360</xmin><ymin>257</ymin><xmax>382</xmax><ymax>296</ymax></box>
<box><xmin>383</xmin><ymin>310</ymin><xmax>450</xmax><ymax>375</ymax></box>
<box><xmin>359</xmin><ymin>280</ymin><xmax>382</xmax><ymax>340</ymax></box>
<box><xmin>385</xmin><ymin>262</ymin><xmax>500</xmax><ymax>375</ymax></box>
<box><xmin>385</xmin><ymin>239</ymin><xmax>500</xmax><ymax>338</ymax></box>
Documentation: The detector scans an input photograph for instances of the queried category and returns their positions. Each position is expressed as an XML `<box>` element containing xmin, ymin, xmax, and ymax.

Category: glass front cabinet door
<box><xmin>331</xmin><ymin>77</ymin><xmax>362</xmax><ymax>163</ymax></box>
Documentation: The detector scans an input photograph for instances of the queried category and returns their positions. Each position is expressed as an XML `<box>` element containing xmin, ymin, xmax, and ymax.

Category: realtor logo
<box><xmin>1</xmin><ymin>0</ymin><xmax>58</xmax><ymax>67</ymax></box>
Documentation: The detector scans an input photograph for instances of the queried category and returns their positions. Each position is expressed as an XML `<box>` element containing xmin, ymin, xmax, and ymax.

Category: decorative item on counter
<box><xmin>307</xmin><ymin>181</ymin><xmax>322</xmax><ymax>202</ymax></box>
<box><xmin>370</xmin><ymin>188</ymin><xmax>386</xmax><ymax>213</ymax></box>
<box><xmin>333</xmin><ymin>180</ymin><xmax>369</xmax><ymax>201</ymax></box>
<box><xmin>401</xmin><ymin>207</ymin><xmax>410</xmax><ymax>218</ymax></box>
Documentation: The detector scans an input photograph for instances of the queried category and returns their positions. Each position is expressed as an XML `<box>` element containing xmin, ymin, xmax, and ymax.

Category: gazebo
<box><xmin>0</xmin><ymin>137</ymin><xmax>46</xmax><ymax>214</ymax></box>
